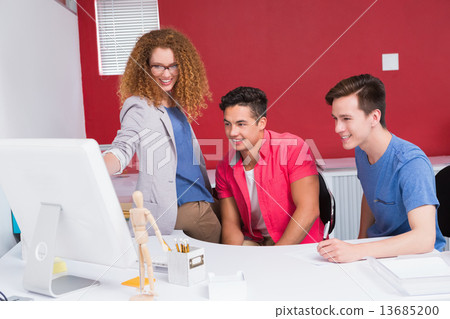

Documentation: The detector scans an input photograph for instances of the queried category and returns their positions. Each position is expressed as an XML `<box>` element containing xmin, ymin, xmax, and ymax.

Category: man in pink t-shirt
<box><xmin>215</xmin><ymin>87</ymin><xmax>324</xmax><ymax>246</ymax></box>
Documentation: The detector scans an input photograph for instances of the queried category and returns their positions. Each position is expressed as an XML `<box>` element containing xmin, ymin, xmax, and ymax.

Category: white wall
<box><xmin>0</xmin><ymin>0</ymin><xmax>85</xmax><ymax>253</ymax></box>
<box><xmin>0</xmin><ymin>0</ymin><xmax>85</xmax><ymax>138</ymax></box>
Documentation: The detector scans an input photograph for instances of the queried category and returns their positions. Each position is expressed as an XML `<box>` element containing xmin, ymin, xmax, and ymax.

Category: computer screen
<box><xmin>0</xmin><ymin>139</ymin><xmax>137</xmax><ymax>297</ymax></box>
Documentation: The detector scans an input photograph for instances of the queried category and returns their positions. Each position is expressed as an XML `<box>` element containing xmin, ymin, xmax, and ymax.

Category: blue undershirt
<box><xmin>165</xmin><ymin>106</ymin><xmax>213</xmax><ymax>206</ymax></box>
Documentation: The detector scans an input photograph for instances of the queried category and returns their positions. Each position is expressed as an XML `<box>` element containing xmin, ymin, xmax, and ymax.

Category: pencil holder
<box><xmin>168</xmin><ymin>247</ymin><xmax>206</xmax><ymax>286</ymax></box>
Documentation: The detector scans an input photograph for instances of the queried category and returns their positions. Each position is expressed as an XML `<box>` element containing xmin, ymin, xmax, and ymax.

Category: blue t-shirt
<box><xmin>355</xmin><ymin>134</ymin><xmax>445</xmax><ymax>251</ymax></box>
<box><xmin>165</xmin><ymin>106</ymin><xmax>213</xmax><ymax>206</ymax></box>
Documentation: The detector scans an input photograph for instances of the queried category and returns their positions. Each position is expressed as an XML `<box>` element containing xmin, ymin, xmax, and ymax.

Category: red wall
<box><xmin>78</xmin><ymin>0</ymin><xmax>450</xmax><ymax>169</ymax></box>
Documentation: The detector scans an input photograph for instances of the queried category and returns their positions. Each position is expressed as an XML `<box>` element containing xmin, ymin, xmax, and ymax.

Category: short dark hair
<box><xmin>219</xmin><ymin>86</ymin><xmax>267</xmax><ymax>121</ymax></box>
<box><xmin>325</xmin><ymin>74</ymin><xmax>386</xmax><ymax>128</ymax></box>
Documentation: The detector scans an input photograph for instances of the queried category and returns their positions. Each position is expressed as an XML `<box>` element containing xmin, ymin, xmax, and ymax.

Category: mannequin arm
<box><xmin>146</xmin><ymin>212</ymin><xmax>169</xmax><ymax>252</ymax></box>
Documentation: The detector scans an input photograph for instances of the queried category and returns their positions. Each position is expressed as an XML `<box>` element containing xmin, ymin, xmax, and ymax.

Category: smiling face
<box><xmin>149</xmin><ymin>47</ymin><xmax>179</xmax><ymax>92</ymax></box>
<box><xmin>331</xmin><ymin>94</ymin><xmax>376</xmax><ymax>150</ymax></box>
<box><xmin>223</xmin><ymin>105</ymin><xmax>266</xmax><ymax>155</ymax></box>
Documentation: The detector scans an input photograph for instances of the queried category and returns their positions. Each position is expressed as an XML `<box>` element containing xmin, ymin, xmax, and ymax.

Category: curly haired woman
<box><xmin>104</xmin><ymin>28</ymin><xmax>221</xmax><ymax>243</ymax></box>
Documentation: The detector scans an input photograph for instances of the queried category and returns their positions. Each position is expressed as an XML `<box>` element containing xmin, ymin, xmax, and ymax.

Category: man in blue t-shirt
<box><xmin>318</xmin><ymin>74</ymin><xmax>445</xmax><ymax>263</ymax></box>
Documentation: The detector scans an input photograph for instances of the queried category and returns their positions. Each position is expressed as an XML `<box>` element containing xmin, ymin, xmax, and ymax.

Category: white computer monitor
<box><xmin>0</xmin><ymin>139</ymin><xmax>137</xmax><ymax>297</ymax></box>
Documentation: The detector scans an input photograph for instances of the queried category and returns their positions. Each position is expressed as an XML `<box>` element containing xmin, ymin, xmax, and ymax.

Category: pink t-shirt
<box><xmin>215</xmin><ymin>129</ymin><xmax>324</xmax><ymax>243</ymax></box>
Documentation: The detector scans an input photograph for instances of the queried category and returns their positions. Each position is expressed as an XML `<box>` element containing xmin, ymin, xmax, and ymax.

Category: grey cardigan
<box><xmin>107</xmin><ymin>96</ymin><xmax>212</xmax><ymax>234</ymax></box>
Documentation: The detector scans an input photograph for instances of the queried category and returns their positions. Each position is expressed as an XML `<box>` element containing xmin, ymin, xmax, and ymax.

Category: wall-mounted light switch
<box><xmin>382</xmin><ymin>53</ymin><xmax>399</xmax><ymax>71</ymax></box>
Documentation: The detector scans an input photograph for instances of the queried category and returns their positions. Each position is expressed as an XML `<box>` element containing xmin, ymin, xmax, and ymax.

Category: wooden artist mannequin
<box><xmin>130</xmin><ymin>191</ymin><xmax>169</xmax><ymax>301</ymax></box>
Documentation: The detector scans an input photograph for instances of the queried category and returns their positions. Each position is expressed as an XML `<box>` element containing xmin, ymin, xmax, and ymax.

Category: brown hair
<box><xmin>325</xmin><ymin>74</ymin><xmax>386</xmax><ymax>128</ymax></box>
<box><xmin>119</xmin><ymin>28</ymin><xmax>211</xmax><ymax>119</ymax></box>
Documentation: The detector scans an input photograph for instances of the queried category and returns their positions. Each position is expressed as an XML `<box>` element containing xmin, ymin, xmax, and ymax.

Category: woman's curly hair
<box><xmin>119</xmin><ymin>28</ymin><xmax>212</xmax><ymax>120</ymax></box>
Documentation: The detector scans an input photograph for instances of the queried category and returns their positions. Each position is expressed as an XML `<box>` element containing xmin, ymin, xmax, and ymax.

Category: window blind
<box><xmin>95</xmin><ymin>0</ymin><xmax>160</xmax><ymax>75</ymax></box>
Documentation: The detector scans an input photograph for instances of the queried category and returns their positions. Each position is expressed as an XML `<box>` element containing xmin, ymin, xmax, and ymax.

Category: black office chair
<box><xmin>318</xmin><ymin>172</ymin><xmax>336</xmax><ymax>238</ymax></box>
<box><xmin>436</xmin><ymin>165</ymin><xmax>450</xmax><ymax>237</ymax></box>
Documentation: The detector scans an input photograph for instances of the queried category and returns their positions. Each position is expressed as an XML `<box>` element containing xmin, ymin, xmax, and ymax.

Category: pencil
<box><xmin>163</xmin><ymin>238</ymin><xmax>172</xmax><ymax>251</ymax></box>
<box><xmin>174</xmin><ymin>238</ymin><xmax>180</xmax><ymax>252</ymax></box>
<box><xmin>323</xmin><ymin>221</ymin><xmax>330</xmax><ymax>241</ymax></box>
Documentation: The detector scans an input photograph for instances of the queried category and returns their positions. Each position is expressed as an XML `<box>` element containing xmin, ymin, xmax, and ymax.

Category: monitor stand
<box><xmin>23</xmin><ymin>203</ymin><xmax>99</xmax><ymax>297</ymax></box>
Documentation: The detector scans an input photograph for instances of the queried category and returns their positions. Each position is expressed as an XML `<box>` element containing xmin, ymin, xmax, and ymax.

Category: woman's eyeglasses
<box><xmin>150</xmin><ymin>64</ymin><xmax>179</xmax><ymax>75</ymax></box>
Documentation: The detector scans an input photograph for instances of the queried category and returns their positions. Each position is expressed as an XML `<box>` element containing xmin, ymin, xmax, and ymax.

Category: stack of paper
<box><xmin>368</xmin><ymin>253</ymin><xmax>450</xmax><ymax>296</ymax></box>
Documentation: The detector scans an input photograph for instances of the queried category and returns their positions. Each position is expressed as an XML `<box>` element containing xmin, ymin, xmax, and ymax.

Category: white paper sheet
<box><xmin>379</xmin><ymin>257</ymin><xmax>450</xmax><ymax>279</ymax></box>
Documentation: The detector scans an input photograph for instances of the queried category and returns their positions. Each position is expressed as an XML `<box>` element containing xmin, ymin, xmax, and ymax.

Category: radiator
<box><xmin>322</xmin><ymin>170</ymin><xmax>363</xmax><ymax>240</ymax></box>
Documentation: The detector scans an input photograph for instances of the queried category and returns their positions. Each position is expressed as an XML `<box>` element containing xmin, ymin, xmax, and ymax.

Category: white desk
<box><xmin>1</xmin><ymin>232</ymin><xmax>450</xmax><ymax>301</ymax></box>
